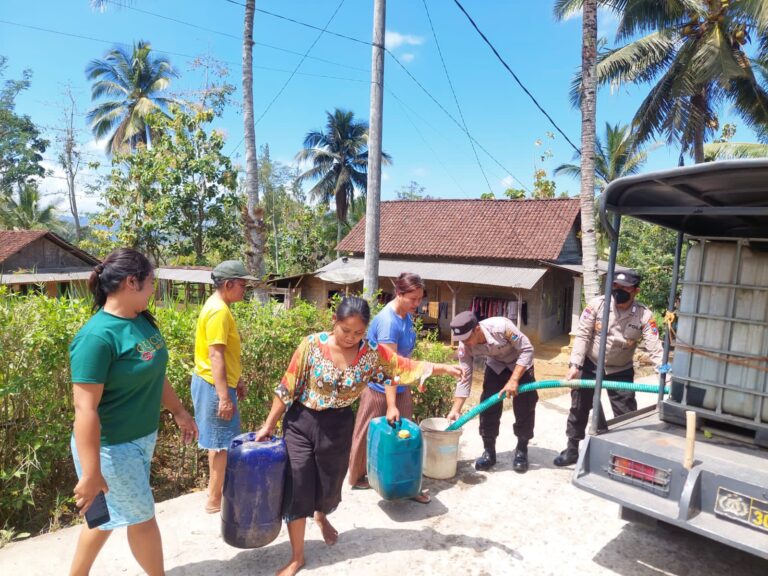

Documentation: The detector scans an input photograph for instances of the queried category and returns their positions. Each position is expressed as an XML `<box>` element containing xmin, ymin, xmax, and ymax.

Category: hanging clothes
<box><xmin>471</xmin><ymin>296</ymin><xmax>521</xmax><ymax>323</ymax></box>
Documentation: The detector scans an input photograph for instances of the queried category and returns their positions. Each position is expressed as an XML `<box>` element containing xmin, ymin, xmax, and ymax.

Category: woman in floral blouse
<box><xmin>255</xmin><ymin>296</ymin><xmax>461</xmax><ymax>576</ymax></box>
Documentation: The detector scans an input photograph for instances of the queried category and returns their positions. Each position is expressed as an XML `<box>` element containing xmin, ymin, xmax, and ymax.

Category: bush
<box><xmin>0</xmin><ymin>289</ymin><xmax>91</xmax><ymax>539</ymax></box>
<box><xmin>412</xmin><ymin>332</ymin><xmax>457</xmax><ymax>422</ymax></box>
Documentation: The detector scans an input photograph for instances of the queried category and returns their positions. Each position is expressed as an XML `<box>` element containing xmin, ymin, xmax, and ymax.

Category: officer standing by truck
<box><xmin>447</xmin><ymin>311</ymin><xmax>537</xmax><ymax>473</ymax></box>
<box><xmin>554</xmin><ymin>270</ymin><xmax>664</xmax><ymax>466</ymax></box>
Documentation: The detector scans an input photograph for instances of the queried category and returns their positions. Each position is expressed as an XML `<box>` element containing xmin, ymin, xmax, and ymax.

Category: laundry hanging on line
<box><xmin>470</xmin><ymin>296</ymin><xmax>527</xmax><ymax>325</ymax></box>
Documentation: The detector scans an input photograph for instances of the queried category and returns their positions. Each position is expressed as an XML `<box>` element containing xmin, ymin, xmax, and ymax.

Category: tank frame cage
<box><xmin>593</xmin><ymin>159</ymin><xmax>768</xmax><ymax>443</ymax></box>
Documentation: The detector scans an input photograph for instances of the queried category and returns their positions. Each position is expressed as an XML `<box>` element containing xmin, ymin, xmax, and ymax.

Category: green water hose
<box><xmin>444</xmin><ymin>379</ymin><xmax>668</xmax><ymax>432</ymax></box>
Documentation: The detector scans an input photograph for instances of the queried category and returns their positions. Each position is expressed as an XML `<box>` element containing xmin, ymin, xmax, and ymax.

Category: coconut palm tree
<box><xmin>704</xmin><ymin>141</ymin><xmax>768</xmax><ymax>159</ymax></box>
<box><xmin>554</xmin><ymin>0</ymin><xmax>602</xmax><ymax>300</ymax></box>
<box><xmin>555</xmin><ymin>122</ymin><xmax>652</xmax><ymax>257</ymax></box>
<box><xmin>556</xmin><ymin>0</ymin><xmax>768</xmax><ymax>163</ymax></box>
<box><xmin>0</xmin><ymin>183</ymin><xmax>65</xmax><ymax>233</ymax></box>
<box><xmin>554</xmin><ymin>122</ymin><xmax>651</xmax><ymax>190</ymax></box>
<box><xmin>85</xmin><ymin>41</ymin><xmax>177</xmax><ymax>154</ymax></box>
<box><xmin>295</xmin><ymin>109</ymin><xmax>390</xmax><ymax>250</ymax></box>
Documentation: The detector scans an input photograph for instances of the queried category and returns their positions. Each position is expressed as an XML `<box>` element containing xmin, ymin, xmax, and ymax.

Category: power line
<box><xmin>222</xmin><ymin>0</ymin><xmax>371</xmax><ymax>47</ymax></box>
<box><xmin>385</xmin><ymin>50</ymin><xmax>529</xmax><ymax>192</ymax></box>
<box><xmin>421</xmin><ymin>0</ymin><xmax>493</xmax><ymax>195</ymax></box>
<box><xmin>451</xmin><ymin>0</ymin><xmax>581</xmax><ymax>155</ymax></box>
<box><xmin>386</xmin><ymin>89</ymin><xmax>467</xmax><ymax>197</ymax></box>
<box><xmin>2</xmin><ymin>12</ymin><xmax>529</xmax><ymax>191</ymax></box>
<box><xmin>104</xmin><ymin>0</ymin><xmax>369</xmax><ymax>73</ymax></box>
<box><xmin>219</xmin><ymin>1</ymin><xmax>529</xmax><ymax>189</ymax></box>
<box><xmin>228</xmin><ymin>0</ymin><xmax>349</xmax><ymax>156</ymax></box>
<box><xmin>0</xmin><ymin>19</ymin><xmax>366</xmax><ymax>84</ymax></box>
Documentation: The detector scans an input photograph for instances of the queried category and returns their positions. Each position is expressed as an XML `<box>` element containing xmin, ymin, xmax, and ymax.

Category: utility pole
<box><xmin>363</xmin><ymin>0</ymin><xmax>385</xmax><ymax>299</ymax></box>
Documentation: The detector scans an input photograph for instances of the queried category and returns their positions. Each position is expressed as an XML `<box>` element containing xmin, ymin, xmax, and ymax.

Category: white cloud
<box><xmin>381</xmin><ymin>170</ymin><xmax>390</xmax><ymax>182</ymax></box>
<box><xmin>385</xmin><ymin>31</ymin><xmax>424</xmax><ymax>50</ymax></box>
<box><xmin>400</xmin><ymin>53</ymin><xmax>416</xmax><ymax>63</ymax></box>
<box><xmin>85</xmin><ymin>138</ymin><xmax>110</xmax><ymax>155</ymax></box>
<box><xmin>35</xmin><ymin>159</ymin><xmax>104</xmax><ymax>214</ymax></box>
<box><xmin>500</xmin><ymin>175</ymin><xmax>516</xmax><ymax>188</ymax></box>
<box><xmin>412</xmin><ymin>166</ymin><xmax>429</xmax><ymax>177</ymax></box>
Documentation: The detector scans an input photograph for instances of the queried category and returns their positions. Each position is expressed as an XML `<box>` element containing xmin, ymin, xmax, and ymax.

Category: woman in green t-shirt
<box><xmin>69</xmin><ymin>248</ymin><xmax>197</xmax><ymax>576</ymax></box>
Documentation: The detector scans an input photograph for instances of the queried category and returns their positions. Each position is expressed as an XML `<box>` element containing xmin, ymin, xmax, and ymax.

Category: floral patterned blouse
<box><xmin>275</xmin><ymin>332</ymin><xmax>434</xmax><ymax>410</ymax></box>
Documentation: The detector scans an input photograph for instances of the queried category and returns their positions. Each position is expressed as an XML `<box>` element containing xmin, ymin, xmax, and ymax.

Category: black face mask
<box><xmin>612</xmin><ymin>288</ymin><xmax>631</xmax><ymax>304</ymax></box>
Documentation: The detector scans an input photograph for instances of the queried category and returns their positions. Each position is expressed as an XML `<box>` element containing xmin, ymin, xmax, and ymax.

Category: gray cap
<box><xmin>211</xmin><ymin>260</ymin><xmax>257</xmax><ymax>281</ymax></box>
<box><xmin>450</xmin><ymin>310</ymin><xmax>478</xmax><ymax>341</ymax></box>
<box><xmin>613</xmin><ymin>269</ymin><xmax>642</xmax><ymax>287</ymax></box>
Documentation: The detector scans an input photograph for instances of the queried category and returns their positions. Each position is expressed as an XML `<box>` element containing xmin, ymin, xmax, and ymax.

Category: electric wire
<box><xmin>421</xmin><ymin>0</ymin><xmax>493</xmax><ymax>195</ymax></box>
<box><xmin>451</xmin><ymin>0</ymin><xmax>581</xmax><ymax>154</ymax></box>
<box><xmin>103</xmin><ymin>0</ymin><xmax>369</xmax><ymax>73</ymax></box>
<box><xmin>227</xmin><ymin>0</ymin><xmax>348</xmax><ymax>156</ymax></box>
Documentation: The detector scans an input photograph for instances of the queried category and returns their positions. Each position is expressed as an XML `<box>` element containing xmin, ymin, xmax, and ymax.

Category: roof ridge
<box><xmin>381</xmin><ymin>197</ymin><xmax>579</xmax><ymax>203</ymax></box>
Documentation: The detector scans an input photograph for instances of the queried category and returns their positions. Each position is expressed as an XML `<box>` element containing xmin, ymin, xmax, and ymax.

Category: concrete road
<box><xmin>1</xmin><ymin>386</ymin><xmax>766</xmax><ymax>575</ymax></box>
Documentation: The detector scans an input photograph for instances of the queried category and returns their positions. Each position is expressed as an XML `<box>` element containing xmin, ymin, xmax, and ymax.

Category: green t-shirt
<box><xmin>70</xmin><ymin>309</ymin><xmax>168</xmax><ymax>445</ymax></box>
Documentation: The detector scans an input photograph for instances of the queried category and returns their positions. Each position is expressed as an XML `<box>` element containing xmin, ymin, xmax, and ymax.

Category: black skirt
<box><xmin>282</xmin><ymin>402</ymin><xmax>355</xmax><ymax>522</ymax></box>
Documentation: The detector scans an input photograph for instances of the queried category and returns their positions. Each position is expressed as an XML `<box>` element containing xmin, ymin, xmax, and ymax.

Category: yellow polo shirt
<box><xmin>193</xmin><ymin>293</ymin><xmax>242</xmax><ymax>388</ymax></box>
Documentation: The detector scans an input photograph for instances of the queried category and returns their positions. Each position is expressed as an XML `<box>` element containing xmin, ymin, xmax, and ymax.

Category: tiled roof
<box><xmin>0</xmin><ymin>230</ymin><xmax>48</xmax><ymax>263</ymax></box>
<box><xmin>337</xmin><ymin>198</ymin><xmax>581</xmax><ymax>261</ymax></box>
<box><xmin>0</xmin><ymin>230</ymin><xmax>99</xmax><ymax>265</ymax></box>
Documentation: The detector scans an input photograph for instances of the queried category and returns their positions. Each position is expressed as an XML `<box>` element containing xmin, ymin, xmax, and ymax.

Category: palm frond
<box><xmin>703</xmin><ymin>141</ymin><xmax>768</xmax><ymax>160</ymax></box>
<box><xmin>615</xmin><ymin>0</ymin><xmax>700</xmax><ymax>42</ymax></box>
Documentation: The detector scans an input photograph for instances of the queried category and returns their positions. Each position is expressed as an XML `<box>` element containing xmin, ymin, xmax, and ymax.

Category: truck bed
<box><xmin>573</xmin><ymin>408</ymin><xmax>768</xmax><ymax>560</ymax></box>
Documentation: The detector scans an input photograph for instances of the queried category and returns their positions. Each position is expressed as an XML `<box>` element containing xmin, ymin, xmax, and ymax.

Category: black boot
<box><xmin>513</xmin><ymin>442</ymin><xmax>529</xmax><ymax>473</ymax></box>
<box><xmin>553</xmin><ymin>440</ymin><xmax>579</xmax><ymax>467</ymax></box>
<box><xmin>475</xmin><ymin>438</ymin><xmax>496</xmax><ymax>471</ymax></box>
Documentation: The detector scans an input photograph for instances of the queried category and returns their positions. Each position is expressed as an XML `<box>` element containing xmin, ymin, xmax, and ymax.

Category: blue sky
<box><xmin>0</xmin><ymin>0</ymin><xmax>756</xmax><ymax>214</ymax></box>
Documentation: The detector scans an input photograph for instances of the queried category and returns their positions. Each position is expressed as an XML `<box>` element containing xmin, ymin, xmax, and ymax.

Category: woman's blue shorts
<box><xmin>71</xmin><ymin>430</ymin><xmax>157</xmax><ymax>530</ymax></box>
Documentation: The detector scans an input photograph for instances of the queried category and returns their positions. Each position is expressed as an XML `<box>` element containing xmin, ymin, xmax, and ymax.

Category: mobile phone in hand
<box><xmin>85</xmin><ymin>490</ymin><xmax>110</xmax><ymax>529</ymax></box>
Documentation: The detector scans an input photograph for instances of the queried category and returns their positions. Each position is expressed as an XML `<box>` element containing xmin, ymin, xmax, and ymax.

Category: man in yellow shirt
<box><xmin>191</xmin><ymin>260</ymin><xmax>254</xmax><ymax>513</ymax></box>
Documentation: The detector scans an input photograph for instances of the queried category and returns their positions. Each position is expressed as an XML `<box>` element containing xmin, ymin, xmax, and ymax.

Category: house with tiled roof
<box><xmin>0</xmin><ymin>230</ymin><xmax>100</xmax><ymax>296</ymax></box>
<box><xmin>276</xmin><ymin>198</ymin><xmax>591</xmax><ymax>344</ymax></box>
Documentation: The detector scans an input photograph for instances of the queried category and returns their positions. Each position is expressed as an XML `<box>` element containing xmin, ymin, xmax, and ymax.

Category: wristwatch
<box><xmin>569</xmin><ymin>362</ymin><xmax>583</xmax><ymax>370</ymax></box>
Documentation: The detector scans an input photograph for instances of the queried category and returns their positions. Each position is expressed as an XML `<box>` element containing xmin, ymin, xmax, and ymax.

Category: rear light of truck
<box><xmin>607</xmin><ymin>454</ymin><xmax>671</xmax><ymax>495</ymax></box>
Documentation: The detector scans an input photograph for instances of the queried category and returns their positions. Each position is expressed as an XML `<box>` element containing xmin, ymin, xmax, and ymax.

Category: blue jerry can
<box><xmin>367</xmin><ymin>417</ymin><xmax>423</xmax><ymax>500</ymax></box>
<box><xmin>221</xmin><ymin>432</ymin><xmax>287</xmax><ymax>548</ymax></box>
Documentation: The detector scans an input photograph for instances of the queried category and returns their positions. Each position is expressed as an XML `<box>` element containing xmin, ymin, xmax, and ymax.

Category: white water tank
<box><xmin>670</xmin><ymin>240</ymin><xmax>768</xmax><ymax>427</ymax></box>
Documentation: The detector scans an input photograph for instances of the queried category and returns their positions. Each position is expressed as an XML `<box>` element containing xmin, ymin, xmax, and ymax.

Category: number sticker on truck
<box><xmin>714</xmin><ymin>487</ymin><xmax>768</xmax><ymax>533</ymax></box>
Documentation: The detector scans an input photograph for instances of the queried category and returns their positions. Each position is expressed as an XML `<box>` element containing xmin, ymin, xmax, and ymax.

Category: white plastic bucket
<box><xmin>419</xmin><ymin>417</ymin><xmax>462</xmax><ymax>479</ymax></box>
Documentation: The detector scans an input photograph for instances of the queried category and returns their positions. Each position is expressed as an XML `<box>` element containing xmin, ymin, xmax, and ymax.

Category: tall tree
<box><xmin>395</xmin><ymin>180</ymin><xmax>431</xmax><ymax>200</ymax></box>
<box><xmin>581</xmin><ymin>0</ymin><xmax>600</xmax><ymax>300</ymax></box>
<box><xmin>555</xmin><ymin>0</ymin><xmax>601</xmax><ymax>301</ymax></box>
<box><xmin>554</xmin><ymin>122</ymin><xmax>650</xmax><ymax>189</ymax></box>
<box><xmin>57</xmin><ymin>87</ymin><xmax>83</xmax><ymax>241</ymax></box>
<box><xmin>242</xmin><ymin>0</ymin><xmax>266</xmax><ymax>281</ymax></box>
<box><xmin>85</xmin><ymin>107</ymin><xmax>241</xmax><ymax>264</ymax></box>
<box><xmin>557</xmin><ymin>0</ymin><xmax>768</xmax><ymax>164</ymax></box>
<box><xmin>0</xmin><ymin>56</ymin><xmax>48</xmax><ymax>196</ymax></box>
<box><xmin>295</xmin><ymin>109</ymin><xmax>388</xmax><ymax>252</ymax></box>
<box><xmin>85</xmin><ymin>41</ymin><xmax>177</xmax><ymax>154</ymax></box>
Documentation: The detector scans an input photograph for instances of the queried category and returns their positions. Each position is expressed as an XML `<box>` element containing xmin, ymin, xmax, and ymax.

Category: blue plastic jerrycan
<box><xmin>221</xmin><ymin>432</ymin><xmax>287</xmax><ymax>549</ymax></box>
<box><xmin>367</xmin><ymin>417</ymin><xmax>423</xmax><ymax>500</ymax></box>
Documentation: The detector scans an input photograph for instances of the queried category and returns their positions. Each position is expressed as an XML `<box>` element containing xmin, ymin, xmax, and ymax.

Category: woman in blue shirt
<box><xmin>347</xmin><ymin>272</ymin><xmax>431</xmax><ymax>503</ymax></box>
